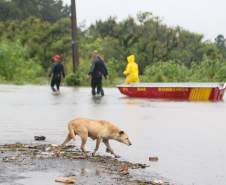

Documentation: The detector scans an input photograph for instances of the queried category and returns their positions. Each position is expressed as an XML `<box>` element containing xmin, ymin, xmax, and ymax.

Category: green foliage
<box><xmin>0</xmin><ymin>10</ymin><xmax>226</xmax><ymax>85</ymax></box>
<box><xmin>107</xmin><ymin>58</ymin><xmax>124</xmax><ymax>83</ymax></box>
<box><xmin>142</xmin><ymin>57</ymin><xmax>226</xmax><ymax>82</ymax></box>
<box><xmin>0</xmin><ymin>0</ymin><xmax>70</xmax><ymax>22</ymax></box>
<box><xmin>214</xmin><ymin>65</ymin><xmax>226</xmax><ymax>82</ymax></box>
<box><xmin>215</xmin><ymin>34</ymin><xmax>226</xmax><ymax>59</ymax></box>
<box><xmin>0</xmin><ymin>40</ymin><xmax>43</xmax><ymax>83</ymax></box>
<box><xmin>65</xmin><ymin>59</ymin><xmax>91</xmax><ymax>86</ymax></box>
<box><xmin>65</xmin><ymin>72</ymin><xmax>81</xmax><ymax>86</ymax></box>
<box><xmin>0</xmin><ymin>17</ymin><xmax>71</xmax><ymax>70</ymax></box>
<box><xmin>143</xmin><ymin>61</ymin><xmax>190</xmax><ymax>82</ymax></box>
<box><xmin>190</xmin><ymin>56</ymin><xmax>226</xmax><ymax>82</ymax></box>
<box><xmin>75</xmin><ymin>60</ymin><xmax>91</xmax><ymax>86</ymax></box>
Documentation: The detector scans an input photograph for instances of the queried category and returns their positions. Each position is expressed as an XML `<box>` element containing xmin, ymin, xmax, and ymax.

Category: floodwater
<box><xmin>0</xmin><ymin>85</ymin><xmax>226</xmax><ymax>185</ymax></box>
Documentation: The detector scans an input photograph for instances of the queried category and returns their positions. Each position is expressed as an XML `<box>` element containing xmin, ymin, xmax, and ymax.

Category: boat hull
<box><xmin>117</xmin><ymin>83</ymin><xmax>226</xmax><ymax>101</ymax></box>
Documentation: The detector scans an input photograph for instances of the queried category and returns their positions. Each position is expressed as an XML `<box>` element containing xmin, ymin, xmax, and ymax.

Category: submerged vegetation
<box><xmin>0</xmin><ymin>0</ymin><xmax>226</xmax><ymax>85</ymax></box>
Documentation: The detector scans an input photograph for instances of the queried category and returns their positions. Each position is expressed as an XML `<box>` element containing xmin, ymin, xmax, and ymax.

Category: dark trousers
<box><xmin>51</xmin><ymin>75</ymin><xmax>61</xmax><ymax>92</ymax></box>
<box><xmin>91</xmin><ymin>77</ymin><xmax>104</xmax><ymax>96</ymax></box>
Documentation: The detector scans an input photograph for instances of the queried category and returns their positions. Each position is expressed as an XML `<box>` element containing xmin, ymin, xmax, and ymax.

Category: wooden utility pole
<box><xmin>71</xmin><ymin>0</ymin><xmax>79</xmax><ymax>72</ymax></box>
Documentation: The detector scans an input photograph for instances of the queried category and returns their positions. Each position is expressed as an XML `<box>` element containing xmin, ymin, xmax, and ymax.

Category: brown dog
<box><xmin>62</xmin><ymin>118</ymin><xmax>132</xmax><ymax>157</ymax></box>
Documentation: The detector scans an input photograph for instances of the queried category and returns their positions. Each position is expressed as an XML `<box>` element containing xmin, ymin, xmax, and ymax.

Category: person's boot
<box><xmin>51</xmin><ymin>86</ymin><xmax>56</xmax><ymax>92</ymax></box>
<box><xmin>100</xmin><ymin>88</ymin><xmax>104</xmax><ymax>96</ymax></box>
<box><xmin>97</xmin><ymin>88</ymin><xmax>100</xmax><ymax>95</ymax></box>
<box><xmin>92</xmin><ymin>88</ymin><xmax>96</xmax><ymax>96</ymax></box>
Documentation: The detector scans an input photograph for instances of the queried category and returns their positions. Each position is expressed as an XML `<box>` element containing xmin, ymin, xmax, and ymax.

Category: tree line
<box><xmin>0</xmin><ymin>0</ymin><xmax>226</xmax><ymax>84</ymax></box>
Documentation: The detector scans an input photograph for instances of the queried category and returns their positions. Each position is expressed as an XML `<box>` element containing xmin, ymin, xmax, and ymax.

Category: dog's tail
<box><xmin>68</xmin><ymin>122</ymin><xmax>76</xmax><ymax>139</ymax></box>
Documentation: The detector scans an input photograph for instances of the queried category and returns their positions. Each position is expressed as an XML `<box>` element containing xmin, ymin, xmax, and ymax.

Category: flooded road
<box><xmin>0</xmin><ymin>85</ymin><xmax>226</xmax><ymax>185</ymax></box>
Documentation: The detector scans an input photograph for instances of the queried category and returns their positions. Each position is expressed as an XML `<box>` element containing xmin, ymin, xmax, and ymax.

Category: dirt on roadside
<box><xmin>0</xmin><ymin>143</ymin><xmax>169</xmax><ymax>185</ymax></box>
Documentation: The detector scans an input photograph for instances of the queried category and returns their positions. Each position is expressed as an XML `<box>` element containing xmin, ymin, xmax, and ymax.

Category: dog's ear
<box><xmin>119</xmin><ymin>130</ymin><xmax>124</xmax><ymax>135</ymax></box>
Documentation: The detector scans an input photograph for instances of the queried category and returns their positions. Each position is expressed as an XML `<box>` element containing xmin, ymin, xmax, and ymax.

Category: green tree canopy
<box><xmin>0</xmin><ymin>0</ymin><xmax>70</xmax><ymax>22</ymax></box>
<box><xmin>0</xmin><ymin>11</ymin><xmax>226</xmax><ymax>84</ymax></box>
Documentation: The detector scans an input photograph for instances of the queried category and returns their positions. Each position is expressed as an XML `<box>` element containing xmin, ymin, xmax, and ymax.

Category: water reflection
<box><xmin>91</xmin><ymin>96</ymin><xmax>103</xmax><ymax>104</ymax></box>
<box><xmin>80</xmin><ymin>168</ymin><xmax>87</xmax><ymax>176</ymax></box>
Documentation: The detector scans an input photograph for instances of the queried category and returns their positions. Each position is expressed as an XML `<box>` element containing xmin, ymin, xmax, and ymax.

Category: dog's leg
<box><xmin>80</xmin><ymin>132</ymin><xmax>88</xmax><ymax>153</ymax></box>
<box><xmin>61</xmin><ymin>134</ymin><xmax>72</xmax><ymax>146</ymax></box>
<box><xmin>103</xmin><ymin>139</ymin><xmax>120</xmax><ymax>158</ymax></box>
<box><xmin>92</xmin><ymin>137</ymin><xmax>102</xmax><ymax>156</ymax></box>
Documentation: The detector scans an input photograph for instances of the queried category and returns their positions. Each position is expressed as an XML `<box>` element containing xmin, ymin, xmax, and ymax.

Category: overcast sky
<box><xmin>63</xmin><ymin>0</ymin><xmax>225</xmax><ymax>41</ymax></box>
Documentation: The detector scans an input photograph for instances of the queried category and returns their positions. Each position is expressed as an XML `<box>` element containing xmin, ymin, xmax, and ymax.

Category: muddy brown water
<box><xmin>0</xmin><ymin>85</ymin><xmax>226</xmax><ymax>185</ymax></box>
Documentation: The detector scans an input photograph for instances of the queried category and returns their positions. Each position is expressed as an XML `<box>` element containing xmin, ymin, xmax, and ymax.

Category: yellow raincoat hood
<box><xmin>123</xmin><ymin>54</ymin><xmax>139</xmax><ymax>84</ymax></box>
<box><xmin>127</xmin><ymin>55</ymin><xmax>135</xmax><ymax>63</ymax></box>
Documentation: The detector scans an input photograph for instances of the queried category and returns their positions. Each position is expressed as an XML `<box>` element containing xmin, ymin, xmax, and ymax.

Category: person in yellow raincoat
<box><xmin>123</xmin><ymin>55</ymin><xmax>140</xmax><ymax>84</ymax></box>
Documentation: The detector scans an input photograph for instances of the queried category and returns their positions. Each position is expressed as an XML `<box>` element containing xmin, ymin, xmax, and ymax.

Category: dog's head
<box><xmin>116</xmin><ymin>130</ymin><xmax>132</xmax><ymax>146</ymax></box>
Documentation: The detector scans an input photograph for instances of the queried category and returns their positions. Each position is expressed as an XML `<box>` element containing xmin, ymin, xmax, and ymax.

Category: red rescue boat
<box><xmin>117</xmin><ymin>83</ymin><xmax>226</xmax><ymax>101</ymax></box>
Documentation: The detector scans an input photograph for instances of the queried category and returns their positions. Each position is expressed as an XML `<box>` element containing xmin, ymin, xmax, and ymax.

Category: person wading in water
<box><xmin>49</xmin><ymin>54</ymin><xmax>65</xmax><ymax>93</ymax></box>
<box><xmin>88</xmin><ymin>51</ymin><xmax>108</xmax><ymax>96</ymax></box>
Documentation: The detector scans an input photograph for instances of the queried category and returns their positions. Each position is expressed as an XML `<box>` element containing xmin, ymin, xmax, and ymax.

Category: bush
<box><xmin>107</xmin><ymin>58</ymin><xmax>123</xmax><ymax>83</ymax></box>
<box><xmin>190</xmin><ymin>56</ymin><xmax>226</xmax><ymax>82</ymax></box>
<box><xmin>0</xmin><ymin>40</ymin><xmax>43</xmax><ymax>83</ymax></box>
<box><xmin>65</xmin><ymin>72</ymin><xmax>81</xmax><ymax>86</ymax></box>
<box><xmin>142</xmin><ymin>57</ymin><xmax>226</xmax><ymax>82</ymax></box>
<box><xmin>142</xmin><ymin>61</ymin><xmax>190</xmax><ymax>82</ymax></box>
<box><xmin>214</xmin><ymin>65</ymin><xmax>226</xmax><ymax>82</ymax></box>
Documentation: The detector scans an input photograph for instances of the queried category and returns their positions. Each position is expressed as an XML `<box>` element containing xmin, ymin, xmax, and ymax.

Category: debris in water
<box><xmin>71</xmin><ymin>155</ymin><xmax>86</xmax><ymax>160</ymax></box>
<box><xmin>2</xmin><ymin>156</ymin><xmax>17</xmax><ymax>162</ymax></box>
<box><xmin>119</xmin><ymin>164</ymin><xmax>129</xmax><ymax>175</ymax></box>
<box><xmin>34</xmin><ymin>136</ymin><xmax>46</xmax><ymax>141</ymax></box>
<box><xmin>152</xmin><ymin>179</ymin><xmax>168</xmax><ymax>185</ymax></box>
<box><xmin>55</xmin><ymin>176</ymin><xmax>76</xmax><ymax>184</ymax></box>
<box><xmin>128</xmin><ymin>179</ymin><xmax>169</xmax><ymax>185</ymax></box>
<box><xmin>149</xmin><ymin>156</ymin><xmax>159</xmax><ymax>162</ymax></box>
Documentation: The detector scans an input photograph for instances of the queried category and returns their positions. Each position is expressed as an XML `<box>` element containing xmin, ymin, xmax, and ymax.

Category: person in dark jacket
<box><xmin>49</xmin><ymin>55</ymin><xmax>65</xmax><ymax>93</ymax></box>
<box><xmin>88</xmin><ymin>51</ymin><xmax>108</xmax><ymax>96</ymax></box>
